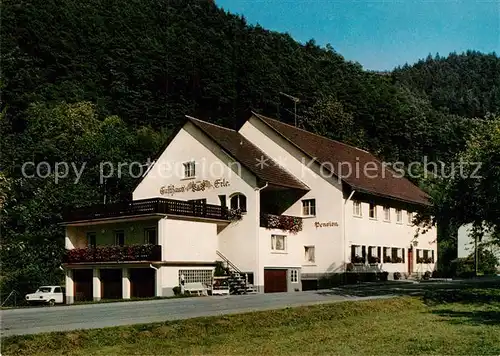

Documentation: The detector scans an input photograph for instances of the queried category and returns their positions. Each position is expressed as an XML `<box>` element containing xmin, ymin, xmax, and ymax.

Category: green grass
<box><xmin>3</xmin><ymin>289</ymin><xmax>500</xmax><ymax>356</ymax></box>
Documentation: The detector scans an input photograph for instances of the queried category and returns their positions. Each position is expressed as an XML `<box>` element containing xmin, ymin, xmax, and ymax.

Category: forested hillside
<box><xmin>1</xmin><ymin>0</ymin><xmax>499</xmax><ymax>295</ymax></box>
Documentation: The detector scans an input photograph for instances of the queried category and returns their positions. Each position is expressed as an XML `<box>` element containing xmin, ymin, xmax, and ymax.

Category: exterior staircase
<box><xmin>216</xmin><ymin>251</ymin><xmax>257</xmax><ymax>295</ymax></box>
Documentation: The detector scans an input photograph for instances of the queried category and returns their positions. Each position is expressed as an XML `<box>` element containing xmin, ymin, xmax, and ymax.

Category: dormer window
<box><xmin>183</xmin><ymin>161</ymin><xmax>195</xmax><ymax>179</ymax></box>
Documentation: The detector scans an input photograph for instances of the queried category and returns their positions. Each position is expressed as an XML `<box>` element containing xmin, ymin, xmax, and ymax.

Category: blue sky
<box><xmin>215</xmin><ymin>0</ymin><xmax>500</xmax><ymax>71</ymax></box>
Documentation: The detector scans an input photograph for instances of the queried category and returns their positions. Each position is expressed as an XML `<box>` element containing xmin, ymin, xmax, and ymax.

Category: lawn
<box><xmin>3</xmin><ymin>289</ymin><xmax>500</xmax><ymax>355</ymax></box>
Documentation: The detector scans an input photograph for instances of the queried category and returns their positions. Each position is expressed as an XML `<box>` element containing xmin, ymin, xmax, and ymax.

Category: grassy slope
<box><xmin>3</xmin><ymin>292</ymin><xmax>500</xmax><ymax>355</ymax></box>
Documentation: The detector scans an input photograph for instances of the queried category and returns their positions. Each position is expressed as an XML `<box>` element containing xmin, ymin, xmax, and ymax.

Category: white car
<box><xmin>25</xmin><ymin>286</ymin><xmax>65</xmax><ymax>306</ymax></box>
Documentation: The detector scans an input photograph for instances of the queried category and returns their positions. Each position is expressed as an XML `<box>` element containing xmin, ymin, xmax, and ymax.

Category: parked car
<box><xmin>25</xmin><ymin>286</ymin><xmax>65</xmax><ymax>306</ymax></box>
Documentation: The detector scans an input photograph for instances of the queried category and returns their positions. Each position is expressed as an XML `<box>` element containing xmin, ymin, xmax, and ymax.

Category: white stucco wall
<box><xmin>240</xmin><ymin>116</ymin><xmax>437</xmax><ymax>278</ymax></box>
<box><xmin>133</xmin><ymin>122</ymin><xmax>260</xmax><ymax>273</ymax></box>
<box><xmin>346</xmin><ymin>200</ymin><xmax>437</xmax><ymax>274</ymax></box>
<box><xmin>163</xmin><ymin>218</ymin><xmax>218</xmax><ymax>262</ymax></box>
<box><xmin>240</xmin><ymin>117</ymin><xmax>345</xmax><ymax>283</ymax></box>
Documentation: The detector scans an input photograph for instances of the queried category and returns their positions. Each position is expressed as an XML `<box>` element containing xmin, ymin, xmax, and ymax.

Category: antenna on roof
<box><xmin>280</xmin><ymin>92</ymin><xmax>300</xmax><ymax>127</ymax></box>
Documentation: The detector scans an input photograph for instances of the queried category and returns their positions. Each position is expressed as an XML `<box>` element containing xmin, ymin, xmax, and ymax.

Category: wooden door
<box><xmin>264</xmin><ymin>269</ymin><xmax>287</xmax><ymax>293</ymax></box>
<box><xmin>130</xmin><ymin>268</ymin><xmax>156</xmax><ymax>298</ymax></box>
<box><xmin>73</xmin><ymin>269</ymin><xmax>93</xmax><ymax>302</ymax></box>
<box><xmin>100</xmin><ymin>269</ymin><xmax>122</xmax><ymax>299</ymax></box>
<box><xmin>408</xmin><ymin>248</ymin><xmax>414</xmax><ymax>274</ymax></box>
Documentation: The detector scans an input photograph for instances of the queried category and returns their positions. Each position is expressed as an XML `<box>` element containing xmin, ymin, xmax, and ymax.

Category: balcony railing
<box><xmin>260</xmin><ymin>213</ymin><xmax>303</xmax><ymax>233</ymax></box>
<box><xmin>63</xmin><ymin>198</ymin><xmax>229</xmax><ymax>222</ymax></box>
<box><xmin>64</xmin><ymin>244</ymin><xmax>162</xmax><ymax>263</ymax></box>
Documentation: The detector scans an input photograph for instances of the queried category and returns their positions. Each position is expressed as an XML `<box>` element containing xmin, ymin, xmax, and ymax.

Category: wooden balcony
<box><xmin>64</xmin><ymin>244</ymin><xmax>162</xmax><ymax>264</ymax></box>
<box><xmin>63</xmin><ymin>198</ymin><xmax>229</xmax><ymax>223</ymax></box>
<box><xmin>260</xmin><ymin>213</ymin><xmax>303</xmax><ymax>233</ymax></box>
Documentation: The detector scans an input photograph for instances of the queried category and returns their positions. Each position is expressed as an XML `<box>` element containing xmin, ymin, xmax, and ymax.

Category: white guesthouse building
<box><xmin>62</xmin><ymin>113</ymin><xmax>437</xmax><ymax>303</ymax></box>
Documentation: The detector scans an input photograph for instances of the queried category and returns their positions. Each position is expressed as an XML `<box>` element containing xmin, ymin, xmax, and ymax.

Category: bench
<box><xmin>184</xmin><ymin>282</ymin><xmax>208</xmax><ymax>296</ymax></box>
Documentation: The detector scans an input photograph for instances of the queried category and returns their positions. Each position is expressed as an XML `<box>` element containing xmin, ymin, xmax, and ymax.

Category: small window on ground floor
<box><xmin>179</xmin><ymin>269</ymin><xmax>213</xmax><ymax>286</ymax></box>
<box><xmin>290</xmin><ymin>269</ymin><xmax>299</xmax><ymax>283</ymax></box>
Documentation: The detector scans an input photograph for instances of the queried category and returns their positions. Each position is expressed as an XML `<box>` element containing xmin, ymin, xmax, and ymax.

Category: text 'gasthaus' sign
<box><xmin>160</xmin><ymin>178</ymin><xmax>230</xmax><ymax>196</ymax></box>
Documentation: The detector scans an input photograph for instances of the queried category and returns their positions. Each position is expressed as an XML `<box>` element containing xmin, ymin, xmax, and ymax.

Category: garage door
<box><xmin>264</xmin><ymin>269</ymin><xmax>287</xmax><ymax>293</ymax></box>
<box><xmin>130</xmin><ymin>268</ymin><xmax>156</xmax><ymax>298</ymax></box>
<box><xmin>73</xmin><ymin>269</ymin><xmax>93</xmax><ymax>302</ymax></box>
<box><xmin>100</xmin><ymin>269</ymin><xmax>122</xmax><ymax>300</ymax></box>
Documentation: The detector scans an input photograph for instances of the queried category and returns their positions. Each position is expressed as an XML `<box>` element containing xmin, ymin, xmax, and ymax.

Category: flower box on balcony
<box><xmin>64</xmin><ymin>244</ymin><xmax>162</xmax><ymax>263</ymax></box>
<box><xmin>260</xmin><ymin>213</ymin><xmax>303</xmax><ymax>234</ymax></box>
<box><xmin>368</xmin><ymin>256</ymin><xmax>381</xmax><ymax>264</ymax></box>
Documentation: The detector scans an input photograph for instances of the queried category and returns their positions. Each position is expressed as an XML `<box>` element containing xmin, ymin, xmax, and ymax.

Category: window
<box><xmin>54</xmin><ymin>287</ymin><xmax>62</xmax><ymax>293</ymax></box>
<box><xmin>87</xmin><ymin>232</ymin><xmax>97</xmax><ymax>248</ymax></box>
<box><xmin>290</xmin><ymin>269</ymin><xmax>299</xmax><ymax>283</ymax></box>
<box><xmin>396</xmin><ymin>209</ymin><xmax>403</xmax><ymax>223</ymax></box>
<box><xmin>302</xmin><ymin>199</ymin><xmax>316</xmax><ymax>216</ymax></box>
<box><xmin>353</xmin><ymin>201</ymin><xmax>362</xmax><ymax>217</ymax></box>
<box><xmin>115</xmin><ymin>231</ymin><xmax>125</xmax><ymax>246</ymax></box>
<box><xmin>271</xmin><ymin>234</ymin><xmax>286</xmax><ymax>252</ymax></box>
<box><xmin>230</xmin><ymin>193</ymin><xmax>247</xmax><ymax>212</ymax></box>
<box><xmin>407</xmin><ymin>211</ymin><xmax>413</xmax><ymax>225</ymax></box>
<box><xmin>423</xmin><ymin>249</ymin><xmax>429</xmax><ymax>260</ymax></box>
<box><xmin>144</xmin><ymin>228</ymin><xmax>157</xmax><ymax>245</ymax></box>
<box><xmin>179</xmin><ymin>269</ymin><xmax>212</xmax><ymax>285</ymax></box>
<box><xmin>218</xmin><ymin>195</ymin><xmax>227</xmax><ymax>208</ymax></box>
<box><xmin>383</xmin><ymin>206</ymin><xmax>390</xmax><ymax>221</ymax></box>
<box><xmin>304</xmin><ymin>246</ymin><xmax>315</xmax><ymax>263</ymax></box>
<box><xmin>369</xmin><ymin>246</ymin><xmax>378</xmax><ymax>257</ymax></box>
<box><xmin>391</xmin><ymin>248</ymin><xmax>398</xmax><ymax>261</ymax></box>
<box><xmin>183</xmin><ymin>161</ymin><xmax>195</xmax><ymax>178</ymax></box>
<box><xmin>369</xmin><ymin>203</ymin><xmax>377</xmax><ymax>219</ymax></box>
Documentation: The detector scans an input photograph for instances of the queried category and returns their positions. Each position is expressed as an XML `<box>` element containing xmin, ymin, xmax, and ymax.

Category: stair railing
<box><xmin>216</xmin><ymin>250</ymin><xmax>243</xmax><ymax>274</ymax></box>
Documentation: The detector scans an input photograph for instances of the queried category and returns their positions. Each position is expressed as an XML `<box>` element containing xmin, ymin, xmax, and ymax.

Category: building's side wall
<box><xmin>163</xmin><ymin>218</ymin><xmax>218</xmax><ymax>262</ymax></box>
<box><xmin>133</xmin><ymin>122</ymin><xmax>260</xmax><ymax>273</ymax></box>
<box><xmin>346</xmin><ymin>199</ymin><xmax>437</xmax><ymax>275</ymax></box>
<box><xmin>240</xmin><ymin>117</ymin><xmax>345</xmax><ymax>285</ymax></box>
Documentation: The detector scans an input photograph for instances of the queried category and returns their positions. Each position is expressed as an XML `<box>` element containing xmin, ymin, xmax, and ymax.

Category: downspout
<box><xmin>343</xmin><ymin>190</ymin><xmax>356</xmax><ymax>277</ymax></box>
<box><xmin>255</xmin><ymin>182</ymin><xmax>268</xmax><ymax>292</ymax></box>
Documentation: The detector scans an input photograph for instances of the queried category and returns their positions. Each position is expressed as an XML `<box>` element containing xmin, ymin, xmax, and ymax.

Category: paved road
<box><xmin>1</xmin><ymin>291</ymin><xmax>390</xmax><ymax>337</ymax></box>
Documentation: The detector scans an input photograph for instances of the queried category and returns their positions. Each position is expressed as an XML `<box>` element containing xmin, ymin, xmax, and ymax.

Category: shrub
<box><xmin>423</xmin><ymin>271</ymin><xmax>431</xmax><ymax>280</ymax></box>
<box><xmin>393</xmin><ymin>272</ymin><xmax>401</xmax><ymax>280</ymax></box>
<box><xmin>172</xmin><ymin>286</ymin><xmax>181</xmax><ymax>296</ymax></box>
<box><xmin>450</xmin><ymin>247</ymin><xmax>499</xmax><ymax>277</ymax></box>
<box><xmin>378</xmin><ymin>271</ymin><xmax>389</xmax><ymax>281</ymax></box>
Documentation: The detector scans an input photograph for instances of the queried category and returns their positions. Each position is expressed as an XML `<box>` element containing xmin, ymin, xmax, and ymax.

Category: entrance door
<box><xmin>100</xmin><ymin>269</ymin><xmax>122</xmax><ymax>299</ymax></box>
<box><xmin>264</xmin><ymin>269</ymin><xmax>287</xmax><ymax>293</ymax></box>
<box><xmin>73</xmin><ymin>269</ymin><xmax>93</xmax><ymax>302</ymax></box>
<box><xmin>408</xmin><ymin>248</ymin><xmax>414</xmax><ymax>274</ymax></box>
<box><xmin>130</xmin><ymin>268</ymin><xmax>156</xmax><ymax>298</ymax></box>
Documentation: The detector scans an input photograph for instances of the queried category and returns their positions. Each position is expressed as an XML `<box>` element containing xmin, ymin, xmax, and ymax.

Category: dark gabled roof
<box><xmin>186</xmin><ymin>116</ymin><xmax>309</xmax><ymax>191</ymax></box>
<box><xmin>252</xmin><ymin>112</ymin><xmax>431</xmax><ymax>206</ymax></box>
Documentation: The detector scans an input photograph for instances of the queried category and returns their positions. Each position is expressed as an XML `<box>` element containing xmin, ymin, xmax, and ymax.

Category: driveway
<box><xmin>1</xmin><ymin>291</ymin><xmax>390</xmax><ymax>337</ymax></box>
<box><xmin>3</xmin><ymin>278</ymin><xmax>498</xmax><ymax>337</ymax></box>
